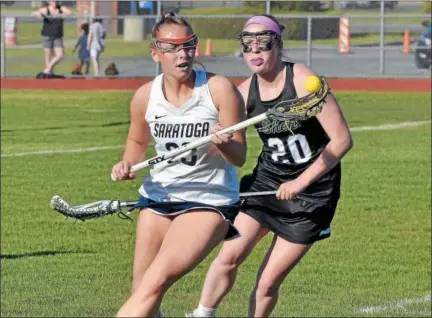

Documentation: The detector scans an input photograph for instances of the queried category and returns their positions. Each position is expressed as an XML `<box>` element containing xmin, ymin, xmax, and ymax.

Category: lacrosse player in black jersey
<box><xmin>187</xmin><ymin>14</ymin><xmax>353</xmax><ymax>317</ymax></box>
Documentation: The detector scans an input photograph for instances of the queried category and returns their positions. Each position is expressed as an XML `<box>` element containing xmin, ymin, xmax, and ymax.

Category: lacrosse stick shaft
<box><xmin>118</xmin><ymin>191</ymin><xmax>278</xmax><ymax>209</ymax></box>
<box><xmin>130</xmin><ymin>113</ymin><xmax>268</xmax><ymax>173</ymax></box>
<box><xmin>239</xmin><ymin>190</ymin><xmax>276</xmax><ymax>197</ymax></box>
<box><xmin>121</xmin><ymin>191</ymin><xmax>278</xmax><ymax>215</ymax></box>
<box><xmin>119</xmin><ymin>201</ymin><xmax>140</xmax><ymax>208</ymax></box>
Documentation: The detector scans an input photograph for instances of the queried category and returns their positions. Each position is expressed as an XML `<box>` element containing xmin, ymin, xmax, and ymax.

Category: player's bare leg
<box><xmin>131</xmin><ymin>209</ymin><xmax>172</xmax><ymax>293</ymax></box>
<box><xmin>188</xmin><ymin>213</ymin><xmax>268</xmax><ymax>317</ymax></box>
<box><xmin>116</xmin><ymin>211</ymin><xmax>229</xmax><ymax>318</ymax></box>
<box><xmin>248</xmin><ymin>236</ymin><xmax>312</xmax><ymax>317</ymax></box>
<box><xmin>130</xmin><ymin>209</ymin><xmax>172</xmax><ymax>317</ymax></box>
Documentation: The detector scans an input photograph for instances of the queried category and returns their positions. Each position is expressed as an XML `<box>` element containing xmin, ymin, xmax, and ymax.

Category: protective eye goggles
<box><xmin>154</xmin><ymin>34</ymin><xmax>199</xmax><ymax>53</ymax></box>
<box><xmin>238</xmin><ymin>30</ymin><xmax>280</xmax><ymax>53</ymax></box>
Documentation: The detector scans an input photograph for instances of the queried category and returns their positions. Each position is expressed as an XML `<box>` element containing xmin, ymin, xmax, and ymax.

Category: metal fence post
<box><xmin>306</xmin><ymin>16</ymin><xmax>312</xmax><ymax>68</ymax></box>
<box><xmin>90</xmin><ymin>0</ymin><xmax>96</xmax><ymax>19</ymax></box>
<box><xmin>266</xmin><ymin>0</ymin><xmax>271</xmax><ymax>15</ymax></box>
<box><xmin>1</xmin><ymin>16</ymin><xmax>5</xmax><ymax>79</ymax></box>
<box><xmin>379</xmin><ymin>0</ymin><xmax>385</xmax><ymax>75</ymax></box>
<box><xmin>155</xmin><ymin>0</ymin><xmax>162</xmax><ymax>76</ymax></box>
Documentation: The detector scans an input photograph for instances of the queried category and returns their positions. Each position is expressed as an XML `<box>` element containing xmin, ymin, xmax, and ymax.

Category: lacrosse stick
<box><xmin>50</xmin><ymin>191</ymin><xmax>278</xmax><ymax>221</ymax></box>
<box><xmin>111</xmin><ymin>76</ymin><xmax>330</xmax><ymax>181</ymax></box>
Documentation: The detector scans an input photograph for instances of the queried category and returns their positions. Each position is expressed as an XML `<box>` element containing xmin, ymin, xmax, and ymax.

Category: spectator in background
<box><xmin>32</xmin><ymin>1</ymin><xmax>72</xmax><ymax>76</ymax></box>
<box><xmin>87</xmin><ymin>18</ymin><xmax>106</xmax><ymax>77</ymax></box>
<box><xmin>72</xmin><ymin>23</ymin><xmax>90</xmax><ymax>76</ymax></box>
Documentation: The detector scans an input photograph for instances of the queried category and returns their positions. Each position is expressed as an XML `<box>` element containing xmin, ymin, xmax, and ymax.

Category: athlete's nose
<box><xmin>251</xmin><ymin>42</ymin><xmax>261</xmax><ymax>53</ymax></box>
<box><xmin>177</xmin><ymin>46</ymin><xmax>190</xmax><ymax>57</ymax></box>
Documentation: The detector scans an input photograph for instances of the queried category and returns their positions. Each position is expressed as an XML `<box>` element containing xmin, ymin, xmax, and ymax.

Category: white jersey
<box><xmin>139</xmin><ymin>69</ymin><xmax>239</xmax><ymax>205</ymax></box>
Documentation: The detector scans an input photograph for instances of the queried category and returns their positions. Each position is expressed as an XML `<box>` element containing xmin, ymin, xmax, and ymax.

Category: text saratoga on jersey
<box><xmin>153</xmin><ymin>122</ymin><xmax>211</xmax><ymax>138</ymax></box>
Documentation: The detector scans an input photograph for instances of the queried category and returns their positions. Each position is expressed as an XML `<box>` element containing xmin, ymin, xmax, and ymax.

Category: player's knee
<box><xmin>131</xmin><ymin>275</ymin><xmax>142</xmax><ymax>294</ymax></box>
<box><xmin>215</xmin><ymin>249</ymin><xmax>245</xmax><ymax>272</ymax></box>
<box><xmin>255</xmin><ymin>277</ymin><xmax>280</xmax><ymax>297</ymax></box>
<box><xmin>138</xmin><ymin>271</ymin><xmax>174</xmax><ymax>299</ymax></box>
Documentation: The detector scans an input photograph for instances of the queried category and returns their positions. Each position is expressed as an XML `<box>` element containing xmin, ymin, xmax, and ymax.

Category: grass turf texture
<box><xmin>1</xmin><ymin>90</ymin><xmax>431</xmax><ymax>317</ymax></box>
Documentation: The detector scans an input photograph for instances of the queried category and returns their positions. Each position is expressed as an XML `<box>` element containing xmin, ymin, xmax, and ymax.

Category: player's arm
<box><xmin>293</xmin><ymin>64</ymin><xmax>354</xmax><ymax>188</ymax></box>
<box><xmin>73</xmin><ymin>38</ymin><xmax>80</xmax><ymax>52</ymax></box>
<box><xmin>111</xmin><ymin>83</ymin><xmax>151</xmax><ymax>180</ymax></box>
<box><xmin>31</xmin><ymin>7</ymin><xmax>47</xmax><ymax>19</ymax></box>
<box><xmin>208</xmin><ymin>74</ymin><xmax>247</xmax><ymax>167</ymax></box>
<box><xmin>59</xmin><ymin>5</ymin><xmax>73</xmax><ymax>16</ymax></box>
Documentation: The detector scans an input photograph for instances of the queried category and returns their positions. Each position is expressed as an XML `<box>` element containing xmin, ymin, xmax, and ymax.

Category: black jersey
<box><xmin>245</xmin><ymin>62</ymin><xmax>341</xmax><ymax>203</ymax></box>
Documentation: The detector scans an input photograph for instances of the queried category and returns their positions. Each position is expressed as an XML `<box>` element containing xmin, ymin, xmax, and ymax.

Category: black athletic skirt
<box><xmin>240</xmin><ymin>173</ymin><xmax>339</xmax><ymax>244</ymax></box>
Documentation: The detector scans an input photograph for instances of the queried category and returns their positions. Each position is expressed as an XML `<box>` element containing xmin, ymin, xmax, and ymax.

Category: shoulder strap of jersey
<box><xmin>147</xmin><ymin>73</ymin><xmax>164</xmax><ymax>114</ymax></box>
<box><xmin>194</xmin><ymin>68</ymin><xmax>207</xmax><ymax>87</ymax></box>
<box><xmin>193</xmin><ymin>69</ymin><xmax>209</xmax><ymax>98</ymax></box>
<box><xmin>246</xmin><ymin>73</ymin><xmax>259</xmax><ymax>115</ymax></box>
<box><xmin>283</xmin><ymin>61</ymin><xmax>297</xmax><ymax>99</ymax></box>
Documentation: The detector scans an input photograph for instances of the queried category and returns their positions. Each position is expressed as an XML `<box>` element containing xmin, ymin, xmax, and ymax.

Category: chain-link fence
<box><xmin>1</xmin><ymin>0</ymin><xmax>430</xmax><ymax>78</ymax></box>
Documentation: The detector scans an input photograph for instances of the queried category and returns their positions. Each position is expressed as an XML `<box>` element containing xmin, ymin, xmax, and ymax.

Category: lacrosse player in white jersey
<box><xmin>111</xmin><ymin>12</ymin><xmax>247</xmax><ymax>318</ymax></box>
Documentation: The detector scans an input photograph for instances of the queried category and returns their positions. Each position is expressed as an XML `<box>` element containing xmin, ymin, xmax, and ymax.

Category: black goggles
<box><xmin>238</xmin><ymin>30</ymin><xmax>280</xmax><ymax>53</ymax></box>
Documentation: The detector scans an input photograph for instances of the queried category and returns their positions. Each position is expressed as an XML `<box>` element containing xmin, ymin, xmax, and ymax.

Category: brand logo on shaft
<box><xmin>148</xmin><ymin>156</ymin><xmax>165</xmax><ymax>165</ymax></box>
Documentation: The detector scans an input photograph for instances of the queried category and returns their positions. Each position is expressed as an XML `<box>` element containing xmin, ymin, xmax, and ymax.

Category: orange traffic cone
<box><xmin>402</xmin><ymin>29</ymin><xmax>411</xmax><ymax>54</ymax></box>
<box><xmin>205</xmin><ymin>39</ymin><xmax>213</xmax><ymax>56</ymax></box>
<box><xmin>338</xmin><ymin>17</ymin><xmax>350</xmax><ymax>54</ymax></box>
<box><xmin>4</xmin><ymin>17</ymin><xmax>17</xmax><ymax>47</ymax></box>
<box><xmin>195</xmin><ymin>43</ymin><xmax>201</xmax><ymax>57</ymax></box>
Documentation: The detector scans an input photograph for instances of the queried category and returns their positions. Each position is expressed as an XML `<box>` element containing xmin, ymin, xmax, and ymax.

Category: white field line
<box><xmin>1</xmin><ymin>120</ymin><xmax>431</xmax><ymax>158</ymax></box>
<box><xmin>354</xmin><ymin>295</ymin><xmax>431</xmax><ymax>314</ymax></box>
<box><xmin>350</xmin><ymin>120</ymin><xmax>431</xmax><ymax>132</ymax></box>
<box><xmin>0</xmin><ymin>145</ymin><xmax>124</xmax><ymax>158</ymax></box>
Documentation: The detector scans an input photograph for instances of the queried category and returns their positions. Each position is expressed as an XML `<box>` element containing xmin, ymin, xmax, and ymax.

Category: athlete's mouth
<box><xmin>177</xmin><ymin>62</ymin><xmax>190</xmax><ymax>68</ymax></box>
<box><xmin>250</xmin><ymin>58</ymin><xmax>264</xmax><ymax>66</ymax></box>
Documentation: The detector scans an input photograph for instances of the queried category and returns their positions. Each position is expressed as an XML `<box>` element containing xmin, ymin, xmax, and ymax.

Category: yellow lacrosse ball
<box><xmin>304</xmin><ymin>75</ymin><xmax>321</xmax><ymax>93</ymax></box>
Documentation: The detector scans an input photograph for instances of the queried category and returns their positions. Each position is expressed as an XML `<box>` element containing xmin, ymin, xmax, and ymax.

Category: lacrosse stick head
<box><xmin>50</xmin><ymin>195</ymin><xmax>122</xmax><ymax>221</ymax></box>
<box><xmin>258</xmin><ymin>76</ymin><xmax>330</xmax><ymax>134</ymax></box>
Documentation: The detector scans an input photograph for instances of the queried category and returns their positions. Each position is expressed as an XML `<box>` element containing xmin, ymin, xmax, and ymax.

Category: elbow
<box><xmin>234</xmin><ymin>147</ymin><xmax>247</xmax><ymax>167</ymax></box>
<box><xmin>228</xmin><ymin>146</ymin><xmax>247</xmax><ymax>167</ymax></box>
<box><xmin>234</xmin><ymin>156</ymin><xmax>246</xmax><ymax>168</ymax></box>
<box><xmin>339</xmin><ymin>135</ymin><xmax>354</xmax><ymax>155</ymax></box>
<box><xmin>232</xmin><ymin>159</ymin><xmax>246</xmax><ymax>168</ymax></box>
<box><xmin>330</xmin><ymin>135</ymin><xmax>353</xmax><ymax>159</ymax></box>
<box><xmin>346</xmin><ymin>135</ymin><xmax>354</xmax><ymax>151</ymax></box>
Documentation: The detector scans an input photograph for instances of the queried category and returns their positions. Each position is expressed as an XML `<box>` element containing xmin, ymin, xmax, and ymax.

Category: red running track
<box><xmin>1</xmin><ymin>77</ymin><xmax>431</xmax><ymax>92</ymax></box>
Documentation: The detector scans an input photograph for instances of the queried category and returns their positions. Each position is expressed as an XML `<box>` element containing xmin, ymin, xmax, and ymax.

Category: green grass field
<box><xmin>1</xmin><ymin>89</ymin><xmax>431</xmax><ymax>317</ymax></box>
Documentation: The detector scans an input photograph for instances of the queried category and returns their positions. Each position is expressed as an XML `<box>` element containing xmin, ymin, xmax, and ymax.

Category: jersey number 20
<box><xmin>165</xmin><ymin>142</ymin><xmax>198</xmax><ymax>166</ymax></box>
<box><xmin>268</xmin><ymin>134</ymin><xmax>311</xmax><ymax>164</ymax></box>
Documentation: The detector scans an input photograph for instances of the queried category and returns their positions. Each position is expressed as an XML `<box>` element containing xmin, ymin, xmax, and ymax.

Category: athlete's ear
<box><xmin>151</xmin><ymin>48</ymin><xmax>160</xmax><ymax>63</ymax></box>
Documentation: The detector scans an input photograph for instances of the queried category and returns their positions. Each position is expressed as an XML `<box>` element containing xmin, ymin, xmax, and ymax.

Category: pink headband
<box><xmin>244</xmin><ymin>16</ymin><xmax>281</xmax><ymax>35</ymax></box>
